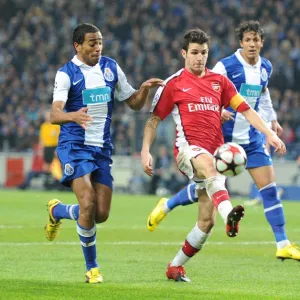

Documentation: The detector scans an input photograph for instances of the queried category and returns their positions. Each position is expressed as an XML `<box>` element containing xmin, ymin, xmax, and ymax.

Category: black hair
<box><xmin>72</xmin><ymin>23</ymin><xmax>100</xmax><ymax>45</ymax></box>
<box><xmin>235</xmin><ymin>20</ymin><xmax>264</xmax><ymax>41</ymax></box>
<box><xmin>181</xmin><ymin>28</ymin><xmax>210</xmax><ymax>51</ymax></box>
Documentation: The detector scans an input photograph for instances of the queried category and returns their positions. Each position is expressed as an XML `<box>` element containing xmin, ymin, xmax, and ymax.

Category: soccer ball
<box><xmin>213</xmin><ymin>142</ymin><xmax>247</xmax><ymax>177</ymax></box>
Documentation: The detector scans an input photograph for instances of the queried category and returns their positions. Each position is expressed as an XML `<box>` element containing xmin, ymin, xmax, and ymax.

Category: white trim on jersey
<box><xmin>173</xmin><ymin>104</ymin><xmax>188</xmax><ymax>148</ymax></box>
<box><xmin>72</xmin><ymin>55</ymin><xmax>86</xmax><ymax>66</ymax></box>
<box><xmin>114</xmin><ymin>64</ymin><xmax>136</xmax><ymax>101</ymax></box>
<box><xmin>150</xmin><ymin>68</ymin><xmax>184</xmax><ymax>113</ymax></box>
<box><xmin>212</xmin><ymin>61</ymin><xmax>227</xmax><ymax>76</ymax></box>
<box><xmin>259</xmin><ymin>88</ymin><xmax>277</xmax><ymax>122</ymax></box>
<box><xmin>53</xmin><ymin>71</ymin><xmax>71</xmax><ymax>102</ymax></box>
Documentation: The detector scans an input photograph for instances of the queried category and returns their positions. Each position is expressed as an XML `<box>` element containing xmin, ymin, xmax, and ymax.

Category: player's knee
<box><xmin>205</xmin><ymin>175</ymin><xmax>227</xmax><ymax>198</ymax></box>
<box><xmin>79</xmin><ymin>200</ymin><xmax>96</xmax><ymax>221</ymax></box>
<box><xmin>95</xmin><ymin>210</ymin><xmax>110</xmax><ymax>223</ymax></box>
<box><xmin>195</xmin><ymin>161</ymin><xmax>217</xmax><ymax>179</ymax></box>
<box><xmin>78</xmin><ymin>190</ymin><xmax>97</xmax><ymax>221</ymax></box>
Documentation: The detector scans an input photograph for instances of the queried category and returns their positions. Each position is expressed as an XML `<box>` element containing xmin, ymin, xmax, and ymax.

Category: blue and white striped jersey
<box><xmin>212</xmin><ymin>49</ymin><xmax>272</xmax><ymax>145</ymax></box>
<box><xmin>53</xmin><ymin>55</ymin><xmax>135</xmax><ymax>149</ymax></box>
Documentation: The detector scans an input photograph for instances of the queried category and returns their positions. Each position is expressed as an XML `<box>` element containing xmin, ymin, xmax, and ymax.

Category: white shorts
<box><xmin>181</xmin><ymin>144</ymin><xmax>213</xmax><ymax>190</ymax></box>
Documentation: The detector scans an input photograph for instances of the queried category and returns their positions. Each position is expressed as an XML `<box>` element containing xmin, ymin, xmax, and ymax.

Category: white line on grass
<box><xmin>1</xmin><ymin>224</ymin><xmax>300</xmax><ymax>233</ymax></box>
<box><xmin>1</xmin><ymin>241</ymin><xmax>298</xmax><ymax>246</ymax></box>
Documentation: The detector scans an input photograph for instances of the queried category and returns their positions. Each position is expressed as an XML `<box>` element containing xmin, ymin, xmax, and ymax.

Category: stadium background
<box><xmin>0</xmin><ymin>0</ymin><xmax>300</xmax><ymax>196</ymax></box>
<box><xmin>1</xmin><ymin>2</ymin><xmax>300</xmax><ymax>299</ymax></box>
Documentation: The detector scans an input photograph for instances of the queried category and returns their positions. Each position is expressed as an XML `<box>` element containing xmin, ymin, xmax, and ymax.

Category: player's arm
<box><xmin>140</xmin><ymin>81</ymin><xmax>174</xmax><ymax>176</ymax></box>
<box><xmin>125</xmin><ymin>78</ymin><xmax>165</xmax><ymax>110</ymax></box>
<box><xmin>230</xmin><ymin>94</ymin><xmax>286</xmax><ymax>154</ymax></box>
<box><xmin>141</xmin><ymin>113</ymin><xmax>162</xmax><ymax>176</ymax></box>
<box><xmin>50</xmin><ymin>71</ymin><xmax>92</xmax><ymax>130</ymax></box>
<box><xmin>51</xmin><ymin>102</ymin><xmax>92</xmax><ymax>130</ymax></box>
<box><xmin>114</xmin><ymin>64</ymin><xmax>164</xmax><ymax>110</ymax></box>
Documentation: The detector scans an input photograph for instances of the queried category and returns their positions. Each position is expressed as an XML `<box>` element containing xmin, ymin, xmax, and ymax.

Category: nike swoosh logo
<box><xmin>232</xmin><ymin>73</ymin><xmax>242</xmax><ymax>79</ymax></box>
<box><xmin>216</xmin><ymin>194</ymin><xmax>227</xmax><ymax>199</ymax></box>
<box><xmin>73</xmin><ymin>79</ymin><xmax>83</xmax><ymax>85</ymax></box>
<box><xmin>182</xmin><ymin>88</ymin><xmax>192</xmax><ymax>92</ymax></box>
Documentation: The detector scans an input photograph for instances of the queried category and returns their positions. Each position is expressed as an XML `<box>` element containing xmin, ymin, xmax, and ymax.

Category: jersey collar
<box><xmin>235</xmin><ymin>49</ymin><xmax>261</xmax><ymax>68</ymax></box>
<box><xmin>71</xmin><ymin>55</ymin><xmax>101</xmax><ymax>67</ymax></box>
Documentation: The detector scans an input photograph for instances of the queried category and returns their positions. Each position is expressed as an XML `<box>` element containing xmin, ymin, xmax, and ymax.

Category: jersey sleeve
<box><xmin>114</xmin><ymin>64</ymin><xmax>136</xmax><ymax>101</ymax></box>
<box><xmin>53</xmin><ymin>71</ymin><xmax>71</xmax><ymax>103</ymax></box>
<box><xmin>150</xmin><ymin>81</ymin><xmax>174</xmax><ymax>120</ymax></box>
<box><xmin>221</xmin><ymin>76</ymin><xmax>250</xmax><ymax>112</ymax></box>
<box><xmin>212</xmin><ymin>61</ymin><xmax>227</xmax><ymax>76</ymax></box>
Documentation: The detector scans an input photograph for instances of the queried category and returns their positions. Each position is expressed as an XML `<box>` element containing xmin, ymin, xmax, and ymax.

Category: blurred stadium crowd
<box><xmin>0</xmin><ymin>0</ymin><xmax>300</xmax><ymax>161</ymax></box>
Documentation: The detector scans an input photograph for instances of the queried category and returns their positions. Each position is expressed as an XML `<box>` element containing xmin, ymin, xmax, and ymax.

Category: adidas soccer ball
<box><xmin>213</xmin><ymin>142</ymin><xmax>247</xmax><ymax>177</ymax></box>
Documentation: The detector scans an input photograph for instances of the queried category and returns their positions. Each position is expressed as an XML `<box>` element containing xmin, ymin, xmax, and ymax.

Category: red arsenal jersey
<box><xmin>151</xmin><ymin>68</ymin><xmax>241</xmax><ymax>155</ymax></box>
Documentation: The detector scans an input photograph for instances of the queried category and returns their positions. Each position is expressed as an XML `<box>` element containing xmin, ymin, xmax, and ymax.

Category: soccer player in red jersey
<box><xmin>141</xmin><ymin>28</ymin><xmax>286</xmax><ymax>282</ymax></box>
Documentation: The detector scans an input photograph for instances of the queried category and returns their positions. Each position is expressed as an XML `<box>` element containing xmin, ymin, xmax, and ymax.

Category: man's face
<box><xmin>75</xmin><ymin>31</ymin><xmax>103</xmax><ymax>66</ymax></box>
<box><xmin>181</xmin><ymin>43</ymin><xmax>209</xmax><ymax>76</ymax></box>
<box><xmin>240</xmin><ymin>31</ymin><xmax>264</xmax><ymax>61</ymax></box>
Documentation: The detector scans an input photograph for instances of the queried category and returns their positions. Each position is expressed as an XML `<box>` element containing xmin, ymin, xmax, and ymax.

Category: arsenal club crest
<box><xmin>212</xmin><ymin>82</ymin><xmax>220</xmax><ymax>92</ymax></box>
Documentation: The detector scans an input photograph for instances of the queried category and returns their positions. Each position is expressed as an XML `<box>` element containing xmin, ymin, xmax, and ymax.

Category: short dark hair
<box><xmin>72</xmin><ymin>23</ymin><xmax>100</xmax><ymax>45</ymax></box>
<box><xmin>235</xmin><ymin>20</ymin><xmax>264</xmax><ymax>41</ymax></box>
<box><xmin>181</xmin><ymin>28</ymin><xmax>210</xmax><ymax>51</ymax></box>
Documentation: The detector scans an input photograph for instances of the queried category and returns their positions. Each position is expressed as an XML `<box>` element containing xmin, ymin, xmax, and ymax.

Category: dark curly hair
<box><xmin>182</xmin><ymin>28</ymin><xmax>210</xmax><ymax>51</ymax></box>
<box><xmin>72</xmin><ymin>23</ymin><xmax>100</xmax><ymax>45</ymax></box>
<box><xmin>235</xmin><ymin>20</ymin><xmax>264</xmax><ymax>41</ymax></box>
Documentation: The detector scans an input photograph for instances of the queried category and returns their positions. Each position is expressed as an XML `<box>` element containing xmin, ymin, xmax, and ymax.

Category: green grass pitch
<box><xmin>0</xmin><ymin>189</ymin><xmax>299</xmax><ymax>299</ymax></box>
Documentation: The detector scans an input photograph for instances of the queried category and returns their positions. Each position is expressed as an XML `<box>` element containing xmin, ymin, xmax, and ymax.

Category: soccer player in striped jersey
<box><xmin>44</xmin><ymin>23</ymin><xmax>164</xmax><ymax>283</ymax></box>
<box><xmin>147</xmin><ymin>21</ymin><xmax>300</xmax><ymax>267</ymax></box>
<box><xmin>141</xmin><ymin>27</ymin><xmax>285</xmax><ymax>282</ymax></box>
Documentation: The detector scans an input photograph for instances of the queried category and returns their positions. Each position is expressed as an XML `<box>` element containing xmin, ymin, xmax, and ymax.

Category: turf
<box><xmin>0</xmin><ymin>190</ymin><xmax>299</xmax><ymax>299</ymax></box>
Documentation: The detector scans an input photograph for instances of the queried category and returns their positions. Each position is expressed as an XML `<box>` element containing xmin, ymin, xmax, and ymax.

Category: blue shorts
<box><xmin>56</xmin><ymin>143</ymin><xmax>113</xmax><ymax>189</ymax></box>
<box><xmin>241</xmin><ymin>140</ymin><xmax>272</xmax><ymax>169</ymax></box>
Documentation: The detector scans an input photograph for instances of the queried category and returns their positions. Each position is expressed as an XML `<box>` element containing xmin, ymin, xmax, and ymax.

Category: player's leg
<box><xmin>166</xmin><ymin>190</ymin><xmax>215</xmax><ymax>282</ymax></box>
<box><xmin>148</xmin><ymin>151</ymin><xmax>244</xmax><ymax>235</ymax></box>
<box><xmin>91</xmin><ymin>154</ymin><xmax>113</xmax><ymax>224</ymax></box>
<box><xmin>72</xmin><ymin>175</ymin><xmax>103</xmax><ymax>283</ymax></box>
<box><xmin>78</xmin><ymin>151</ymin><xmax>113</xmax><ymax>283</ymax></box>
<box><xmin>249</xmin><ymin>165</ymin><xmax>300</xmax><ymax>261</ymax></box>
<box><xmin>50</xmin><ymin>201</ymin><xmax>80</xmax><ymax>221</ymax></box>
<box><xmin>45</xmin><ymin>145</ymin><xmax>85</xmax><ymax>241</ymax></box>
<box><xmin>192</xmin><ymin>153</ymin><xmax>244</xmax><ymax>237</ymax></box>
<box><xmin>147</xmin><ymin>183</ymin><xmax>198</xmax><ymax>231</ymax></box>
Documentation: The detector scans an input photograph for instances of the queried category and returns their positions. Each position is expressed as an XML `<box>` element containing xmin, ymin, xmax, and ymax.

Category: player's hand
<box><xmin>267</xmin><ymin>133</ymin><xmax>286</xmax><ymax>154</ymax></box>
<box><xmin>221</xmin><ymin>110</ymin><xmax>234</xmax><ymax>123</ymax></box>
<box><xmin>73</xmin><ymin>107</ymin><xmax>93</xmax><ymax>130</ymax></box>
<box><xmin>177</xmin><ymin>145</ymin><xmax>194</xmax><ymax>179</ymax></box>
<box><xmin>141</xmin><ymin>150</ymin><xmax>154</xmax><ymax>176</ymax></box>
<box><xmin>271</xmin><ymin>120</ymin><xmax>283</xmax><ymax>137</ymax></box>
<box><xmin>140</xmin><ymin>78</ymin><xmax>165</xmax><ymax>90</ymax></box>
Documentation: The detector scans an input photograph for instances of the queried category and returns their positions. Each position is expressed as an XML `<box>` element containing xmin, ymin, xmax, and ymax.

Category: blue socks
<box><xmin>166</xmin><ymin>181</ymin><xmax>288</xmax><ymax>244</ymax></box>
<box><xmin>166</xmin><ymin>183</ymin><xmax>198</xmax><ymax>210</ymax></box>
<box><xmin>53</xmin><ymin>204</ymin><xmax>79</xmax><ymax>221</ymax></box>
<box><xmin>77</xmin><ymin>222</ymin><xmax>98</xmax><ymax>270</ymax></box>
<box><xmin>260</xmin><ymin>183</ymin><xmax>287</xmax><ymax>243</ymax></box>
